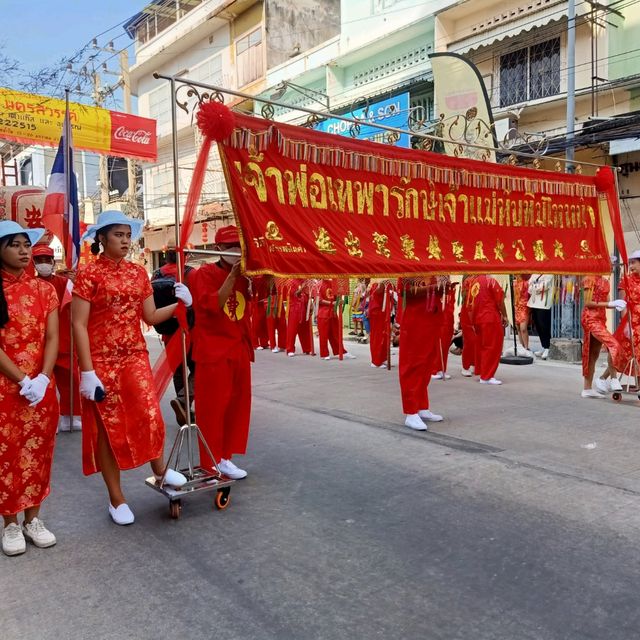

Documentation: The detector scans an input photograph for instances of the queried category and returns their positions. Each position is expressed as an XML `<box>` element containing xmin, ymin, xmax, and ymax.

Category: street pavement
<box><xmin>3</xmin><ymin>337</ymin><xmax>640</xmax><ymax>640</ymax></box>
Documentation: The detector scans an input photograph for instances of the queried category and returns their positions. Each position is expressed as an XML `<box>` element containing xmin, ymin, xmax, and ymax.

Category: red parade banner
<box><xmin>218</xmin><ymin>113</ymin><xmax>616</xmax><ymax>278</ymax></box>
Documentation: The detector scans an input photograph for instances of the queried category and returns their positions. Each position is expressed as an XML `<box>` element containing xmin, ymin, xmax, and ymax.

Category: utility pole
<box><xmin>120</xmin><ymin>49</ymin><xmax>139</xmax><ymax>218</ymax></box>
<box><xmin>92</xmin><ymin>71</ymin><xmax>110</xmax><ymax>208</ymax></box>
<box><xmin>566</xmin><ymin>0</ymin><xmax>576</xmax><ymax>173</ymax></box>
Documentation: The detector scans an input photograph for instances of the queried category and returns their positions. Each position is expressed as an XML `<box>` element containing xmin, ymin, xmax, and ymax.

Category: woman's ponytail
<box><xmin>90</xmin><ymin>240</ymin><xmax>101</xmax><ymax>255</ymax></box>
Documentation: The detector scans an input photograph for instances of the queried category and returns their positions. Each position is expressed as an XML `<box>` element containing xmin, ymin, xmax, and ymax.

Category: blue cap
<box><xmin>81</xmin><ymin>210</ymin><xmax>144</xmax><ymax>243</ymax></box>
<box><xmin>0</xmin><ymin>220</ymin><xmax>45</xmax><ymax>246</ymax></box>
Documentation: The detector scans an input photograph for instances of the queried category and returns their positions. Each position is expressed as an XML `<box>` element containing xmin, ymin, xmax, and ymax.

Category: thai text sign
<box><xmin>0</xmin><ymin>88</ymin><xmax>157</xmax><ymax>161</ymax></box>
<box><xmin>220</xmin><ymin>114</ymin><xmax>611</xmax><ymax>277</ymax></box>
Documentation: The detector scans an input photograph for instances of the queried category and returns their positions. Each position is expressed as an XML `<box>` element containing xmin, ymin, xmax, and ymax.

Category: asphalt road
<box><xmin>2</xmin><ymin>340</ymin><xmax>640</xmax><ymax>640</ymax></box>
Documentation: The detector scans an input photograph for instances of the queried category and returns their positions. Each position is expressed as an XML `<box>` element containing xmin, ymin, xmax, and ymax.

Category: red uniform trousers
<box><xmin>195</xmin><ymin>355</ymin><xmax>252</xmax><ymax>468</ymax></box>
<box><xmin>286</xmin><ymin>309</ymin><xmax>311</xmax><ymax>354</ymax></box>
<box><xmin>318</xmin><ymin>314</ymin><xmax>344</xmax><ymax>357</ymax></box>
<box><xmin>399</xmin><ymin>316</ymin><xmax>443</xmax><ymax>414</ymax></box>
<box><xmin>266</xmin><ymin>310</ymin><xmax>287</xmax><ymax>350</ymax></box>
<box><xmin>460</xmin><ymin>320</ymin><xmax>477</xmax><ymax>371</ymax></box>
<box><xmin>251</xmin><ymin>301</ymin><xmax>269</xmax><ymax>348</ymax></box>
<box><xmin>368</xmin><ymin>308</ymin><xmax>388</xmax><ymax>366</ymax></box>
<box><xmin>474</xmin><ymin>321</ymin><xmax>503</xmax><ymax>380</ymax></box>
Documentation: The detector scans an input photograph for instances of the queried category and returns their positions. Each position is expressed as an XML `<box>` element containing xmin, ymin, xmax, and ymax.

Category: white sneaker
<box><xmin>272</xmin><ymin>347</ymin><xmax>281</xmax><ymax>353</ymax></box>
<box><xmin>370</xmin><ymin>363</ymin><xmax>378</xmax><ymax>368</ymax></box>
<box><xmin>378</xmin><ymin>362</ymin><xmax>388</xmax><ymax>368</ymax></box>
<box><xmin>343</xmin><ymin>352</ymin><xmax>356</xmax><ymax>359</ymax></box>
<box><xmin>610</xmin><ymin>378</ymin><xmax>623</xmax><ymax>392</ymax></box>
<box><xmin>418</xmin><ymin>409</ymin><xmax>443</xmax><ymax>422</ymax></box>
<box><xmin>541</xmin><ymin>349</ymin><xmax>549</xmax><ymax>360</ymax></box>
<box><xmin>2</xmin><ymin>523</ymin><xmax>26</xmax><ymax>556</ymax></box>
<box><xmin>534</xmin><ymin>350</ymin><xmax>543</xmax><ymax>357</ymax></box>
<box><xmin>461</xmin><ymin>368</ymin><xmax>473</xmax><ymax>377</ymax></box>
<box><xmin>22</xmin><ymin>517</ymin><xmax>56</xmax><ymax>548</ymax></box>
<box><xmin>57</xmin><ymin>416</ymin><xmax>72</xmax><ymax>432</ymax></box>
<box><xmin>155</xmin><ymin>468</ymin><xmax>187</xmax><ymax>488</ymax></box>
<box><xmin>595</xmin><ymin>378</ymin><xmax>610</xmax><ymax>394</ymax></box>
<box><xmin>581</xmin><ymin>389</ymin><xmax>604</xmax><ymax>399</ymax></box>
<box><xmin>479</xmin><ymin>378</ymin><xmax>502</xmax><ymax>385</ymax></box>
<box><xmin>72</xmin><ymin>416</ymin><xmax>82</xmax><ymax>429</ymax></box>
<box><xmin>109</xmin><ymin>503</ymin><xmax>135</xmax><ymax>526</ymax></box>
<box><xmin>432</xmin><ymin>372</ymin><xmax>444</xmax><ymax>380</ymax></box>
<box><xmin>218</xmin><ymin>458</ymin><xmax>247</xmax><ymax>479</ymax></box>
<box><xmin>322</xmin><ymin>356</ymin><xmax>331</xmax><ymax>360</ymax></box>
<box><xmin>256</xmin><ymin>346</ymin><xmax>264</xmax><ymax>351</ymax></box>
<box><xmin>404</xmin><ymin>414</ymin><xmax>427</xmax><ymax>431</ymax></box>
<box><xmin>287</xmin><ymin>352</ymin><xmax>296</xmax><ymax>357</ymax></box>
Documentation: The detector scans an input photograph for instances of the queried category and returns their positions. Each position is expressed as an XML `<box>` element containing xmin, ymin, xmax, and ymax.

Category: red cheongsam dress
<box><xmin>73</xmin><ymin>256</ymin><xmax>164</xmax><ymax>475</ymax></box>
<box><xmin>0</xmin><ymin>271</ymin><xmax>59</xmax><ymax>515</ymax></box>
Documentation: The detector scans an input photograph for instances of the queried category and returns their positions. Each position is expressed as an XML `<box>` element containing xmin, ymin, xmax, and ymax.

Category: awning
<box><xmin>449</xmin><ymin>3</ymin><xmax>571</xmax><ymax>55</ymax></box>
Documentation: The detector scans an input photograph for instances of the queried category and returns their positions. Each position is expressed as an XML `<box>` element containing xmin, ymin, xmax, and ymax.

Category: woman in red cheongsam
<box><xmin>0</xmin><ymin>222</ymin><xmax>60</xmax><ymax>556</ymax></box>
<box><xmin>72</xmin><ymin>211</ymin><xmax>192</xmax><ymax>526</ymax></box>
<box><xmin>580</xmin><ymin>270</ymin><xmax>625</xmax><ymax>398</ymax></box>
<box><xmin>613</xmin><ymin>251</ymin><xmax>640</xmax><ymax>385</ymax></box>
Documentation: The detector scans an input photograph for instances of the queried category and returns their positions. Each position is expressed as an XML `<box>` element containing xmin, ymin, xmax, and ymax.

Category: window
<box><xmin>499</xmin><ymin>37</ymin><xmax>560</xmax><ymax>107</ymax></box>
<box><xmin>190</xmin><ymin>55</ymin><xmax>223</xmax><ymax>86</ymax></box>
<box><xmin>236</xmin><ymin>27</ymin><xmax>264</xmax><ymax>87</ymax></box>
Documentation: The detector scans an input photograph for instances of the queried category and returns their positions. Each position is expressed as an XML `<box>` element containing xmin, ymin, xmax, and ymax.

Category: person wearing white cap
<box><xmin>580</xmin><ymin>257</ymin><xmax>626</xmax><ymax>398</ymax></box>
<box><xmin>0</xmin><ymin>222</ymin><xmax>60</xmax><ymax>556</ymax></box>
<box><xmin>72</xmin><ymin>211</ymin><xmax>192</xmax><ymax>526</ymax></box>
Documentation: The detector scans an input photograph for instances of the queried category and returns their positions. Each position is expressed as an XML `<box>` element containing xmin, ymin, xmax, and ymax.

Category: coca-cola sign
<box><xmin>114</xmin><ymin>126</ymin><xmax>152</xmax><ymax>145</ymax></box>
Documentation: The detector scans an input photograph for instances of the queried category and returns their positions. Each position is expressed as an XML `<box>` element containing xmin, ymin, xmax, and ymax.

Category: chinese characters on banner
<box><xmin>218</xmin><ymin>113</ymin><xmax>612</xmax><ymax>277</ymax></box>
<box><xmin>0</xmin><ymin>88</ymin><xmax>157</xmax><ymax>162</ymax></box>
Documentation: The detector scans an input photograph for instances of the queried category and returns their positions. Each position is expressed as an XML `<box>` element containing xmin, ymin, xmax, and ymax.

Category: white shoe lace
<box><xmin>27</xmin><ymin>518</ymin><xmax>50</xmax><ymax>538</ymax></box>
<box><xmin>5</xmin><ymin>524</ymin><xmax>22</xmax><ymax>541</ymax></box>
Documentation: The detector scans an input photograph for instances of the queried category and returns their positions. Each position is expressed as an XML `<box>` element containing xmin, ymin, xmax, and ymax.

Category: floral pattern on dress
<box><xmin>74</xmin><ymin>256</ymin><xmax>163</xmax><ymax>475</ymax></box>
<box><xmin>0</xmin><ymin>271</ymin><xmax>59</xmax><ymax>515</ymax></box>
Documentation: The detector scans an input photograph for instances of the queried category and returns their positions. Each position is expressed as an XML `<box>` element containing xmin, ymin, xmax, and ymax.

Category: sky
<box><xmin>0</xmin><ymin>0</ymin><xmax>139</xmax><ymax>76</ymax></box>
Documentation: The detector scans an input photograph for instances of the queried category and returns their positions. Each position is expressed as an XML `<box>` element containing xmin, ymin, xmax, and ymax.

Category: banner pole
<box><xmin>63</xmin><ymin>89</ymin><xmax>75</xmax><ymax>433</ymax></box>
<box><xmin>152</xmin><ymin>73</ymin><xmax>609</xmax><ymax>170</ymax></box>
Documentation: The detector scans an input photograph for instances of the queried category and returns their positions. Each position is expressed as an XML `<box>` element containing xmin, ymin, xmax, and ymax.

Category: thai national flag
<box><xmin>42</xmin><ymin>106</ymin><xmax>81</xmax><ymax>269</ymax></box>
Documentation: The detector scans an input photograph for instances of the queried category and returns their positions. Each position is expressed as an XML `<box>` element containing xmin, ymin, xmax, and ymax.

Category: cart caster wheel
<box><xmin>613</xmin><ymin>392</ymin><xmax>622</xmax><ymax>402</ymax></box>
<box><xmin>215</xmin><ymin>488</ymin><xmax>231</xmax><ymax>511</ymax></box>
<box><xmin>169</xmin><ymin>500</ymin><xmax>182</xmax><ymax>519</ymax></box>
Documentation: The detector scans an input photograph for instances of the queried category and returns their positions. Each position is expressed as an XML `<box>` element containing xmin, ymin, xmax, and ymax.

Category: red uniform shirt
<box><xmin>318</xmin><ymin>279</ymin><xmax>337</xmax><ymax>319</ymax></box>
<box><xmin>470</xmin><ymin>275</ymin><xmax>504</xmax><ymax>325</ymax></box>
<box><xmin>191</xmin><ymin>262</ymin><xmax>253</xmax><ymax>363</ymax></box>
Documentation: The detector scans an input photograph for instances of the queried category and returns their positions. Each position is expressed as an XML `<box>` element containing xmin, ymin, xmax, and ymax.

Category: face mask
<box><xmin>35</xmin><ymin>263</ymin><xmax>54</xmax><ymax>277</ymax></box>
<box><xmin>223</xmin><ymin>249</ymin><xmax>241</xmax><ymax>265</ymax></box>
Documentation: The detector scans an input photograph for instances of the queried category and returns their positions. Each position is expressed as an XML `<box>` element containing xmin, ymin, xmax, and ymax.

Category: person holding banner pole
<box><xmin>398</xmin><ymin>276</ymin><xmax>446</xmax><ymax>431</ymax></box>
<box><xmin>265</xmin><ymin>278</ymin><xmax>287</xmax><ymax>353</ymax></box>
<box><xmin>367</xmin><ymin>280</ymin><xmax>391</xmax><ymax>368</ymax></box>
<box><xmin>32</xmin><ymin>244</ymin><xmax>81</xmax><ymax>432</ymax></box>
<box><xmin>72</xmin><ymin>212</ymin><xmax>189</xmax><ymax>526</ymax></box>
<box><xmin>317</xmin><ymin>279</ymin><xmax>355</xmax><ymax>361</ymax></box>
<box><xmin>470</xmin><ymin>275</ymin><xmax>508</xmax><ymax>385</ymax></box>
<box><xmin>190</xmin><ymin>225</ymin><xmax>253</xmax><ymax>480</ymax></box>
<box><xmin>286</xmin><ymin>279</ymin><xmax>313</xmax><ymax>356</ymax></box>
<box><xmin>459</xmin><ymin>276</ymin><xmax>477</xmax><ymax>377</ymax></box>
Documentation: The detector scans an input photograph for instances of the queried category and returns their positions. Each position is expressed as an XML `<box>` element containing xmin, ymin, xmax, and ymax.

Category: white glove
<box><xmin>22</xmin><ymin>373</ymin><xmax>50</xmax><ymax>407</ymax></box>
<box><xmin>174</xmin><ymin>282</ymin><xmax>193</xmax><ymax>307</ymax></box>
<box><xmin>80</xmin><ymin>370</ymin><xmax>104</xmax><ymax>401</ymax></box>
<box><xmin>18</xmin><ymin>375</ymin><xmax>32</xmax><ymax>399</ymax></box>
<box><xmin>608</xmin><ymin>299</ymin><xmax>627</xmax><ymax>312</ymax></box>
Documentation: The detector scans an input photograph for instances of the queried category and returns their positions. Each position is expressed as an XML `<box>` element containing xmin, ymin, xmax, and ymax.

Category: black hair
<box><xmin>90</xmin><ymin>224</ymin><xmax>117</xmax><ymax>255</ymax></box>
<box><xmin>0</xmin><ymin>233</ymin><xmax>30</xmax><ymax>328</ymax></box>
